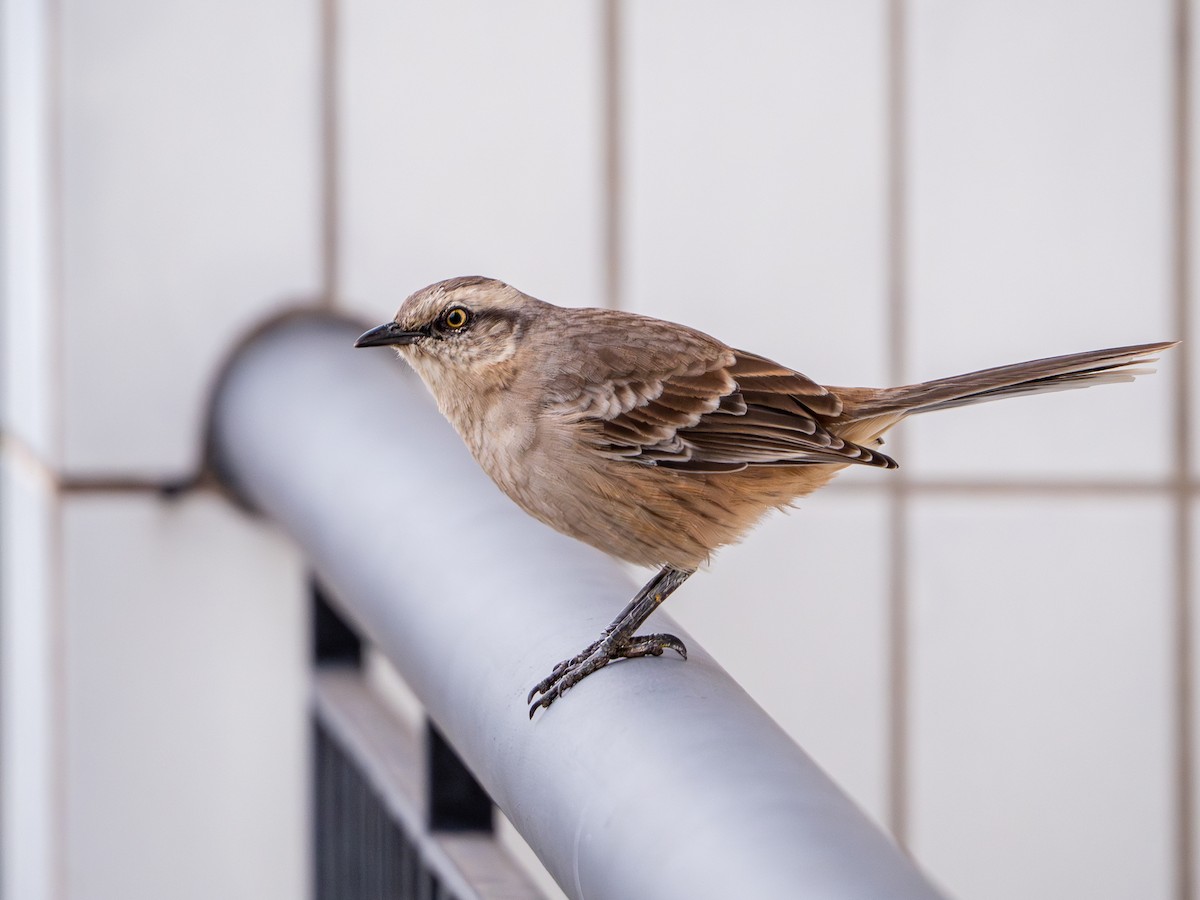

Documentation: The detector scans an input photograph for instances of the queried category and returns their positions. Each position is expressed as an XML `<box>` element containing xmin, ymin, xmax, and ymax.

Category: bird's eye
<box><xmin>442</xmin><ymin>307</ymin><xmax>470</xmax><ymax>330</ymax></box>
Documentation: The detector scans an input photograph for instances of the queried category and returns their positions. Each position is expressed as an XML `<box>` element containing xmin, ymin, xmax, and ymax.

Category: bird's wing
<box><xmin>543</xmin><ymin>323</ymin><xmax>896</xmax><ymax>473</ymax></box>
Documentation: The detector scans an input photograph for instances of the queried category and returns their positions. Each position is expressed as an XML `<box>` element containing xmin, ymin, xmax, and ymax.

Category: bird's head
<box><xmin>354</xmin><ymin>276</ymin><xmax>540</xmax><ymax>382</ymax></box>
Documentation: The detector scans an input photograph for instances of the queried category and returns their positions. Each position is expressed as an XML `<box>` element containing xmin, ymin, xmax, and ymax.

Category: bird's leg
<box><xmin>528</xmin><ymin>565</ymin><xmax>693</xmax><ymax>717</ymax></box>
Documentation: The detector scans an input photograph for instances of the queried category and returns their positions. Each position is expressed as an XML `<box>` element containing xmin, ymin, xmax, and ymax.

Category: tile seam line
<box><xmin>1170</xmin><ymin>1</ymin><xmax>1194</xmax><ymax>898</ymax></box>
<box><xmin>1</xmin><ymin>432</ymin><xmax>207</xmax><ymax>495</ymax></box>
<box><xmin>4</xmin><ymin>427</ymin><xmax>1191</xmax><ymax>498</ymax></box>
<box><xmin>602</xmin><ymin>0</ymin><xmax>622</xmax><ymax>311</ymax></box>
<box><xmin>319</xmin><ymin>0</ymin><xmax>339</xmax><ymax>310</ymax></box>
<box><xmin>45</xmin><ymin>1</ymin><xmax>68</xmax><ymax>893</ymax></box>
<box><xmin>884</xmin><ymin>0</ymin><xmax>911</xmax><ymax>848</ymax></box>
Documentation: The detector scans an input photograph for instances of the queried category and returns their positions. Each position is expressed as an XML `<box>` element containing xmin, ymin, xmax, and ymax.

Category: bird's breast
<box><xmin>437</xmin><ymin>387</ymin><xmax>538</xmax><ymax>495</ymax></box>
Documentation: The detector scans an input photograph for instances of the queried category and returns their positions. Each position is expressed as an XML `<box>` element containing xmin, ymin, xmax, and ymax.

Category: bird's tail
<box><xmin>835</xmin><ymin>341</ymin><xmax>1177</xmax><ymax>431</ymax></box>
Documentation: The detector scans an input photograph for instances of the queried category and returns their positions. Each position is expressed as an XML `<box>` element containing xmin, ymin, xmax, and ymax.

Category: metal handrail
<box><xmin>208</xmin><ymin>312</ymin><xmax>947</xmax><ymax>900</ymax></box>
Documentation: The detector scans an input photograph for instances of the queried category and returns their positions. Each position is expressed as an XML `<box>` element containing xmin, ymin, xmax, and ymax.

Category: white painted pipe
<box><xmin>209</xmin><ymin>312</ymin><xmax>946</xmax><ymax>900</ymax></box>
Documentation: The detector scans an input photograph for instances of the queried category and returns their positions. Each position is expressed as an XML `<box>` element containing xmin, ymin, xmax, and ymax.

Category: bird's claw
<box><xmin>527</xmin><ymin>632</ymin><xmax>687</xmax><ymax>718</ymax></box>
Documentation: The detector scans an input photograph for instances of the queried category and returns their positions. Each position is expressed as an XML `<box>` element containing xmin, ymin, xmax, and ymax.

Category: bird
<box><xmin>354</xmin><ymin>275</ymin><xmax>1176</xmax><ymax>717</ymax></box>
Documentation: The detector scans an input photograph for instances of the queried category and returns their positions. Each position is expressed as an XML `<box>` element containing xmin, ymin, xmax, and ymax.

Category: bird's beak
<box><xmin>354</xmin><ymin>322</ymin><xmax>426</xmax><ymax>348</ymax></box>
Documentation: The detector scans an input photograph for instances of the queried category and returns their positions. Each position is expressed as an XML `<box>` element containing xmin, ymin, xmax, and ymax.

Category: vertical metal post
<box><xmin>427</xmin><ymin>722</ymin><xmax>493</xmax><ymax>833</ymax></box>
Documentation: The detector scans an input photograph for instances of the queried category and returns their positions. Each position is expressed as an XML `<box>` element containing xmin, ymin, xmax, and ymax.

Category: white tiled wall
<box><xmin>1190</xmin><ymin>0</ymin><xmax>1200</xmax><ymax>479</ymax></box>
<box><xmin>0</xmin><ymin>479</ymin><xmax>312</xmax><ymax>900</ymax></box>
<box><xmin>2</xmin><ymin>1</ymin><xmax>323</xmax><ymax>898</ymax></box>
<box><xmin>57</xmin><ymin>0</ymin><xmax>322</xmax><ymax>478</ymax></box>
<box><xmin>905</xmin><ymin>0</ymin><xmax>1174</xmax><ymax>481</ymax></box>
<box><xmin>1</xmin><ymin>0</ymin><xmax>56</xmax><ymax>461</ymax></box>
<box><xmin>1192</xmin><ymin>507</ymin><xmax>1200</xmax><ymax>898</ymax></box>
<box><xmin>337</xmin><ymin>0</ymin><xmax>605</xmax><ymax>319</ymax></box>
<box><xmin>908</xmin><ymin>496</ymin><xmax>1174</xmax><ymax>900</ymax></box>
<box><xmin>622</xmin><ymin>0</ymin><xmax>889</xmax><ymax>388</ymax></box>
<box><xmin>61</xmin><ymin>494</ymin><xmax>309</xmax><ymax>900</ymax></box>
<box><xmin>1</xmin><ymin>452</ymin><xmax>58</xmax><ymax>900</ymax></box>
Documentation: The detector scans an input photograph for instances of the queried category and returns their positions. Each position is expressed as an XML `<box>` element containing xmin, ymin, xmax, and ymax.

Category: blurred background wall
<box><xmin>0</xmin><ymin>1</ymin><xmax>1193</xmax><ymax>899</ymax></box>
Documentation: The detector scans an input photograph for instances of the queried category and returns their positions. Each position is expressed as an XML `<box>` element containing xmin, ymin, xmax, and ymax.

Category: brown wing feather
<box><xmin>542</xmin><ymin>311</ymin><xmax>896</xmax><ymax>471</ymax></box>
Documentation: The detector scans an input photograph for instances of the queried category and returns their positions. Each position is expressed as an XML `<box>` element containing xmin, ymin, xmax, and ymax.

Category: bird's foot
<box><xmin>527</xmin><ymin>632</ymin><xmax>687</xmax><ymax>718</ymax></box>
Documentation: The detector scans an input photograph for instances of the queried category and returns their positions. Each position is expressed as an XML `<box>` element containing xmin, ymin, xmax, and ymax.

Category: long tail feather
<box><xmin>840</xmin><ymin>340</ymin><xmax>1177</xmax><ymax>423</ymax></box>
